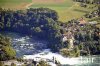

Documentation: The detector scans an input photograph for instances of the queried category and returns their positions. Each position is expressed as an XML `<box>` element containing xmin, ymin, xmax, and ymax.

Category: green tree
<box><xmin>2</xmin><ymin>46</ymin><xmax>16</xmax><ymax>59</ymax></box>
<box><xmin>79</xmin><ymin>43</ymin><xmax>84</xmax><ymax>50</ymax></box>
<box><xmin>34</xmin><ymin>27</ymin><xmax>42</xmax><ymax>33</ymax></box>
<box><xmin>98</xmin><ymin>5</ymin><xmax>100</xmax><ymax>16</ymax></box>
<box><xmin>0</xmin><ymin>35</ymin><xmax>16</xmax><ymax>61</ymax></box>
<box><xmin>74</xmin><ymin>46</ymin><xmax>80</xmax><ymax>57</ymax></box>
<box><xmin>11</xmin><ymin>63</ymin><xmax>16</xmax><ymax>66</ymax></box>
<box><xmin>38</xmin><ymin>60</ymin><xmax>49</xmax><ymax>66</ymax></box>
<box><xmin>0</xmin><ymin>61</ymin><xmax>4</xmax><ymax>66</ymax></box>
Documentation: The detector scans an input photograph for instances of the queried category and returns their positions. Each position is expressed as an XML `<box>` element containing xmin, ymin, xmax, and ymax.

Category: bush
<box><xmin>0</xmin><ymin>61</ymin><xmax>4</xmax><ymax>66</ymax></box>
<box><xmin>11</xmin><ymin>63</ymin><xmax>16</xmax><ymax>66</ymax></box>
<box><xmin>38</xmin><ymin>60</ymin><xmax>49</xmax><ymax>66</ymax></box>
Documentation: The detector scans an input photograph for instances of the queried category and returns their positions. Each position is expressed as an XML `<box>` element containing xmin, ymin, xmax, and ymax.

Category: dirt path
<box><xmin>25</xmin><ymin>3</ymin><xmax>33</xmax><ymax>9</ymax></box>
<box><xmin>68</xmin><ymin>2</ymin><xmax>79</xmax><ymax>10</ymax></box>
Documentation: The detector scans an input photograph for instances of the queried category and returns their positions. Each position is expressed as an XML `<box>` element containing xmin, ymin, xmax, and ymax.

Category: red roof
<box><xmin>79</xmin><ymin>18</ymin><xmax>86</xmax><ymax>25</ymax></box>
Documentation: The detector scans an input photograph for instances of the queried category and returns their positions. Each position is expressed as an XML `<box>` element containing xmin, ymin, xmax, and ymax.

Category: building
<box><xmin>88</xmin><ymin>21</ymin><xmax>98</xmax><ymax>25</ymax></box>
<box><xmin>62</xmin><ymin>31</ymin><xmax>74</xmax><ymax>48</ymax></box>
<box><xmin>78</xmin><ymin>18</ymin><xmax>86</xmax><ymax>25</ymax></box>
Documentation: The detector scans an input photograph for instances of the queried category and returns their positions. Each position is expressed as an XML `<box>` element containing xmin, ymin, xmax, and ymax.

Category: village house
<box><xmin>78</xmin><ymin>18</ymin><xmax>86</xmax><ymax>26</ymax></box>
<box><xmin>88</xmin><ymin>21</ymin><xmax>98</xmax><ymax>25</ymax></box>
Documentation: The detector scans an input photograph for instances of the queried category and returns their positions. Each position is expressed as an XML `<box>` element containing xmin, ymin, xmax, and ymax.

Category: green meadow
<box><xmin>0</xmin><ymin>0</ymin><xmax>97</xmax><ymax>22</ymax></box>
<box><xmin>30</xmin><ymin>0</ymin><xmax>96</xmax><ymax>22</ymax></box>
<box><xmin>0</xmin><ymin>0</ymin><xmax>32</xmax><ymax>10</ymax></box>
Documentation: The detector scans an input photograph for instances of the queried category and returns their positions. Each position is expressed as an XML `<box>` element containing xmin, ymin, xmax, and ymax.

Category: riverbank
<box><xmin>0</xmin><ymin>32</ymin><xmax>100</xmax><ymax>66</ymax></box>
<box><xmin>23</xmin><ymin>49</ymin><xmax>100</xmax><ymax>66</ymax></box>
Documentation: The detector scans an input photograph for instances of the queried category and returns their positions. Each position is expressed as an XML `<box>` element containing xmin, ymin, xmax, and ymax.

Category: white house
<box><xmin>88</xmin><ymin>21</ymin><xmax>98</xmax><ymax>25</ymax></box>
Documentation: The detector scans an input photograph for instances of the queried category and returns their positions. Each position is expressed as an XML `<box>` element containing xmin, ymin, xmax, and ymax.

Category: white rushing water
<box><xmin>23</xmin><ymin>49</ymin><xmax>100</xmax><ymax>66</ymax></box>
<box><xmin>23</xmin><ymin>49</ymin><xmax>78</xmax><ymax>66</ymax></box>
<box><xmin>0</xmin><ymin>32</ymin><xmax>48</xmax><ymax>57</ymax></box>
<box><xmin>1</xmin><ymin>32</ymin><xmax>100</xmax><ymax>66</ymax></box>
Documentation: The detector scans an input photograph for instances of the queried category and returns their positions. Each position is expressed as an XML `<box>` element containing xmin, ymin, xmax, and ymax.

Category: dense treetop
<box><xmin>0</xmin><ymin>34</ymin><xmax>16</xmax><ymax>61</ymax></box>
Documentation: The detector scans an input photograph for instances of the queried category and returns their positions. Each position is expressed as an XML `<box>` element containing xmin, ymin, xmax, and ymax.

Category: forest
<box><xmin>0</xmin><ymin>34</ymin><xmax>16</xmax><ymax>61</ymax></box>
<box><xmin>0</xmin><ymin>7</ymin><xmax>100</xmax><ymax>57</ymax></box>
<box><xmin>0</xmin><ymin>8</ymin><xmax>63</xmax><ymax>51</ymax></box>
<box><xmin>0</xmin><ymin>0</ymin><xmax>100</xmax><ymax>66</ymax></box>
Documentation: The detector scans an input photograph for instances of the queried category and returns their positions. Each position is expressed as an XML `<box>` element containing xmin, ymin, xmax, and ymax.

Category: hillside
<box><xmin>0</xmin><ymin>0</ymin><xmax>32</xmax><ymax>10</ymax></box>
<box><xmin>32</xmin><ymin>0</ymin><xmax>65</xmax><ymax>4</ymax></box>
<box><xmin>0</xmin><ymin>0</ymin><xmax>100</xmax><ymax>66</ymax></box>
<box><xmin>29</xmin><ymin>0</ymin><xmax>97</xmax><ymax>22</ymax></box>
<box><xmin>0</xmin><ymin>0</ymin><xmax>97</xmax><ymax>22</ymax></box>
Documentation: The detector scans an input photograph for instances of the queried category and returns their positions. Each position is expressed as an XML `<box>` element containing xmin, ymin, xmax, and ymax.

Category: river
<box><xmin>1</xmin><ymin>32</ymin><xmax>100</xmax><ymax>66</ymax></box>
<box><xmin>0</xmin><ymin>31</ymin><xmax>48</xmax><ymax>57</ymax></box>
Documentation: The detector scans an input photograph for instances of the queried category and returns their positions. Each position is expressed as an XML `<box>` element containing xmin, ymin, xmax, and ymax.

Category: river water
<box><xmin>0</xmin><ymin>32</ymin><xmax>48</xmax><ymax>57</ymax></box>
<box><xmin>1</xmin><ymin>32</ymin><xmax>100</xmax><ymax>66</ymax></box>
<box><xmin>64</xmin><ymin>55</ymin><xmax>100</xmax><ymax>66</ymax></box>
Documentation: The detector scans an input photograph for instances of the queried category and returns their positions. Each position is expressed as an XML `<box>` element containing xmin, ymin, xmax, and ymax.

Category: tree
<box><xmin>86</xmin><ymin>46</ymin><xmax>90</xmax><ymax>55</ymax></box>
<box><xmin>60</xmin><ymin>49</ymin><xmax>69</xmax><ymax>57</ymax></box>
<box><xmin>2</xmin><ymin>45</ymin><xmax>16</xmax><ymax>60</ymax></box>
<box><xmin>38</xmin><ymin>60</ymin><xmax>49</xmax><ymax>66</ymax></box>
<box><xmin>74</xmin><ymin>46</ymin><xmax>80</xmax><ymax>57</ymax></box>
<box><xmin>34</xmin><ymin>27</ymin><xmax>42</xmax><ymax>33</ymax></box>
<box><xmin>98</xmin><ymin>5</ymin><xmax>100</xmax><ymax>16</ymax></box>
<box><xmin>22</xmin><ymin>64</ymin><xmax>27</xmax><ymax>66</ymax></box>
<box><xmin>0</xmin><ymin>35</ymin><xmax>16</xmax><ymax>61</ymax></box>
<box><xmin>11</xmin><ymin>63</ymin><xmax>16</xmax><ymax>66</ymax></box>
<box><xmin>79</xmin><ymin>43</ymin><xmax>84</xmax><ymax>50</ymax></box>
<box><xmin>0</xmin><ymin>61</ymin><xmax>4</xmax><ymax>66</ymax></box>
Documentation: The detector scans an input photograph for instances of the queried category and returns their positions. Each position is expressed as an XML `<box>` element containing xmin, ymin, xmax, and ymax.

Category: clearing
<box><xmin>0</xmin><ymin>0</ymin><xmax>32</xmax><ymax>10</ymax></box>
<box><xmin>29</xmin><ymin>0</ymin><xmax>96</xmax><ymax>22</ymax></box>
<box><xmin>0</xmin><ymin>0</ymin><xmax>97</xmax><ymax>22</ymax></box>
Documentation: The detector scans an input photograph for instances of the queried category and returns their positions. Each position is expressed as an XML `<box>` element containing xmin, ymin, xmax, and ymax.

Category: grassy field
<box><xmin>0</xmin><ymin>0</ymin><xmax>32</xmax><ymax>10</ymax></box>
<box><xmin>30</xmin><ymin>0</ymin><xmax>75</xmax><ymax>22</ymax></box>
<box><xmin>32</xmin><ymin>0</ymin><xmax>65</xmax><ymax>4</ymax></box>
<box><xmin>0</xmin><ymin>0</ymin><xmax>97</xmax><ymax>22</ymax></box>
<box><xmin>30</xmin><ymin>0</ymin><xmax>96</xmax><ymax>22</ymax></box>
